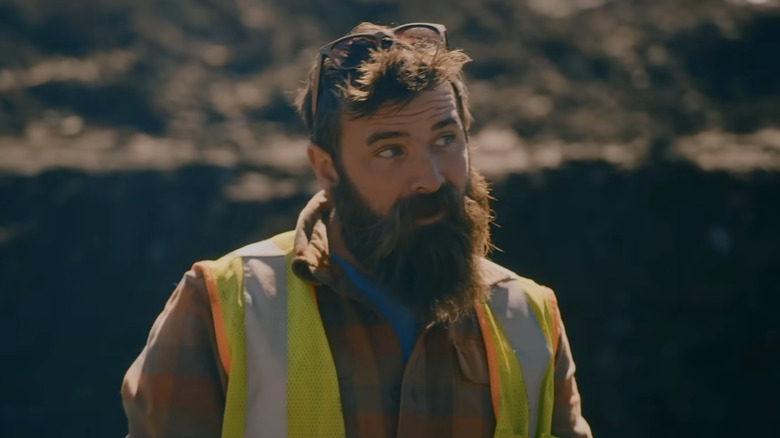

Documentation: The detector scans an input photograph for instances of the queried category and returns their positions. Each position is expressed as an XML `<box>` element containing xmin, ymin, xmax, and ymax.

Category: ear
<box><xmin>307</xmin><ymin>143</ymin><xmax>340</xmax><ymax>190</ymax></box>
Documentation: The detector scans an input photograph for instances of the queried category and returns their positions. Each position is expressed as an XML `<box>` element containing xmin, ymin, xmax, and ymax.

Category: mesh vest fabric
<box><xmin>271</xmin><ymin>232</ymin><xmax>345</xmax><ymax>438</ymax></box>
<box><xmin>199</xmin><ymin>231</ymin><xmax>558</xmax><ymax>438</ymax></box>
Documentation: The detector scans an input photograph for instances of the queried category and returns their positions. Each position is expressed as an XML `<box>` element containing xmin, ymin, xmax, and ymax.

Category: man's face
<box><xmin>337</xmin><ymin>84</ymin><xmax>470</xmax><ymax>218</ymax></box>
<box><xmin>328</xmin><ymin>84</ymin><xmax>493</xmax><ymax>323</ymax></box>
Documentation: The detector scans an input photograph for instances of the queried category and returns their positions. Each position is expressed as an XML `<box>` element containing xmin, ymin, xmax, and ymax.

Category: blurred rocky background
<box><xmin>1</xmin><ymin>0</ymin><xmax>779</xmax><ymax>436</ymax></box>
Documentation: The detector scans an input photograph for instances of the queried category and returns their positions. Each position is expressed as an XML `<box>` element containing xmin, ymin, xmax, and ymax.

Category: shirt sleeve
<box><xmin>121</xmin><ymin>269</ymin><xmax>227</xmax><ymax>438</ymax></box>
<box><xmin>550</xmin><ymin>305</ymin><xmax>594</xmax><ymax>438</ymax></box>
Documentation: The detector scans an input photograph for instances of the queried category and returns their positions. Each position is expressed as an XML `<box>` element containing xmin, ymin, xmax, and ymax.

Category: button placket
<box><xmin>396</xmin><ymin>327</ymin><xmax>428</xmax><ymax>437</ymax></box>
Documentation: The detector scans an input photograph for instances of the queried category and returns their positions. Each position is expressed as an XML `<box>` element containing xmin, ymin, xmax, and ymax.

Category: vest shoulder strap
<box><xmin>480</xmin><ymin>259</ymin><xmax>560</xmax><ymax>437</ymax></box>
<box><xmin>194</xmin><ymin>230</ymin><xmax>344</xmax><ymax>438</ymax></box>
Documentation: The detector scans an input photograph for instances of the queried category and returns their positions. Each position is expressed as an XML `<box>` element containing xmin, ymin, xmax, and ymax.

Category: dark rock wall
<box><xmin>491</xmin><ymin>162</ymin><xmax>780</xmax><ymax>436</ymax></box>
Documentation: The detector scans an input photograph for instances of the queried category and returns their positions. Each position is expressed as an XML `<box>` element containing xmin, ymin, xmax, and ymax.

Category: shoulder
<box><xmin>189</xmin><ymin>231</ymin><xmax>297</xmax><ymax>302</ymax></box>
<box><xmin>231</xmin><ymin>230</ymin><xmax>296</xmax><ymax>258</ymax></box>
<box><xmin>480</xmin><ymin>258</ymin><xmax>557</xmax><ymax>304</ymax></box>
<box><xmin>481</xmin><ymin>258</ymin><xmax>562</xmax><ymax>354</ymax></box>
<box><xmin>192</xmin><ymin>231</ymin><xmax>296</xmax><ymax>272</ymax></box>
<box><xmin>480</xmin><ymin>258</ymin><xmax>559</xmax><ymax>323</ymax></box>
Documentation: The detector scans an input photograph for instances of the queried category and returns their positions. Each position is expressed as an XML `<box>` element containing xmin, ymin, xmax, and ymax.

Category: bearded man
<box><xmin>121</xmin><ymin>22</ymin><xmax>592</xmax><ymax>438</ymax></box>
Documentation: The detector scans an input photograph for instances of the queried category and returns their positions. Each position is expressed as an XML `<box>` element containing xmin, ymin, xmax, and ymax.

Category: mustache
<box><xmin>340</xmin><ymin>184</ymin><xmax>462</xmax><ymax>232</ymax></box>
<box><xmin>394</xmin><ymin>184</ymin><xmax>462</xmax><ymax>226</ymax></box>
<box><xmin>375</xmin><ymin>184</ymin><xmax>463</xmax><ymax>258</ymax></box>
<box><xmin>334</xmin><ymin>183</ymin><xmax>464</xmax><ymax>260</ymax></box>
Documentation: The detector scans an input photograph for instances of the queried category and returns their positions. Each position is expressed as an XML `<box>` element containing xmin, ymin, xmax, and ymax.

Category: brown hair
<box><xmin>295</xmin><ymin>22</ymin><xmax>474</xmax><ymax>162</ymax></box>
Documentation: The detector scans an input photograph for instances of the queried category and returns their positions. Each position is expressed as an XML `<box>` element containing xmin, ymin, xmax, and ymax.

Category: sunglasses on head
<box><xmin>309</xmin><ymin>23</ymin><xmax>449</xmax><ymax>123</ymax></box>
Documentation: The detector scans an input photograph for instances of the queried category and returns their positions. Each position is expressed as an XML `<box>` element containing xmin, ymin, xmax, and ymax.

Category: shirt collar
<box><xmin>290</xmin><ymin>191</ymin><xmax>374</xmax><ymax>306</ymax></box>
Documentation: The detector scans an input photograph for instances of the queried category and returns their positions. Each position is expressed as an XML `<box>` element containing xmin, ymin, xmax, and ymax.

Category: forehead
<box><xmin>341</xmin><ymin>85</ymin><xmax>461</xmax><ymax>135</ymax></box>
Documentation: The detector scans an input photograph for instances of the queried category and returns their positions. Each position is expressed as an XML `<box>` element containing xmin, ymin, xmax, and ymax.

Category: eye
<box><xmin>376</xmin><ymin>145</ymin><xmax>403</xmax><ymax>158</ymax></box>
<box><xmin>433</xmin><ymin>133</ymin><xmax>457</xmax><ymax>147</ymax></box>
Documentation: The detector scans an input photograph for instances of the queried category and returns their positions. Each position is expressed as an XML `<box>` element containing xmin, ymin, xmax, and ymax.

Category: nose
<box><xmin>410</xmin><ymin>152</ymin><xmax>444</xmax><ymax>194</ymax></box>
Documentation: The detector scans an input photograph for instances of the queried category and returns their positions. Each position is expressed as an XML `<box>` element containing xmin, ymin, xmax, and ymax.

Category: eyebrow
<box><xmin>431</xmin><ymin>117</ymin><xmax>458</xmax><ymax>131</ymax></box>
<box><xmin>366</xmin><ymin>130</ymin><xmax>408</xmax><ymax>146</ymax></box>
<box><xmin>365</xmin><ymin>117</ymin><xmax>460</xmax><ymax>146</ymax></box>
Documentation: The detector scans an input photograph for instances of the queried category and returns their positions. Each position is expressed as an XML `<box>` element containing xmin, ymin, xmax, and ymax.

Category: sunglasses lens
<box><xmin>394</xmin><ymin>25</ymin><xmax>444</xmax><ymax>50</ymax></box>
<box><xmin>331</xmin><ymin>36</ymin><xmax>378</xmax><ymax>69</ymax></box>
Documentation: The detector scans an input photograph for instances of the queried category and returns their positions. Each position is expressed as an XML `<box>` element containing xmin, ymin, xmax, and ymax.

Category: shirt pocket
<box><xmin>453</xmin><ymin>337</ymin><xmax>494</xmax><ymax>433</ymax></box>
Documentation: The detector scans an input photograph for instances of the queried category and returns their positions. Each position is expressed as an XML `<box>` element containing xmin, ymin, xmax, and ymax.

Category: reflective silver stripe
<box><xmin>485</xmin><ymin>262</ymin><xmax>550</xmax><ymax>437</ymax></box>
<box><xmin>233</xmin><ymin>240</ymin><xmax>289</xmax><ymax>438</ymax></box>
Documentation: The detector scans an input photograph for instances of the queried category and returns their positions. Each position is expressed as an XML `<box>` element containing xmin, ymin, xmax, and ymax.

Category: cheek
<box><xmin>443</xmin><ymin>147</ymin><xmax>470</xmax><ymax>191</ymax></box>
<box><xmin>360</xmin><ymin>179</ymin><xmax>403</xmax><ymax>216</ymax></box>
<box><xmin>339</xmin><ymin>157</ymin><xmax>401</xmax><ymax>216</ymax></box>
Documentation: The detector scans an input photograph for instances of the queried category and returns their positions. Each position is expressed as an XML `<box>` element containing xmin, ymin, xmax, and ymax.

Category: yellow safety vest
<box><xmin>193</xmin><ymin>231</ymin><xmax>559</xmax><ymax>438</ymax></box>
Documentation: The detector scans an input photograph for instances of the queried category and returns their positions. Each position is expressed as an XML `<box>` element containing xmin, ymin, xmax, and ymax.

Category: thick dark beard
<box><xmin>330</xmin><ymin>166</ymin><xmax>494</xmax><ymax>324</ymax></box>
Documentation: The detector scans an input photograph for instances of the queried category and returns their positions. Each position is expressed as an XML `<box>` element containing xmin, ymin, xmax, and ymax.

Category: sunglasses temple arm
<box><xmin>310</xmin><ymin>55</ymin><xmax>324</xmax><ymax>128</ymax></box>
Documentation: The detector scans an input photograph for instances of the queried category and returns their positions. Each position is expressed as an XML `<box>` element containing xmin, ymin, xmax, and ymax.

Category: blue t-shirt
<box><xmin>331</xmin><ymin>254</ymin><xmax>418</xmax><ymax>363</ymax></box>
